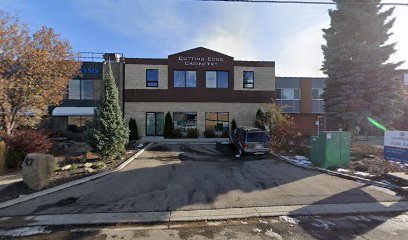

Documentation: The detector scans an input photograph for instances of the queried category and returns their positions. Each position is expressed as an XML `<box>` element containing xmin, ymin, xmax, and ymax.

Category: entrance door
<box><xmin>146</xmin><ymin>112</ymin><xmax>164</xmax><ymax>136</ymax></box>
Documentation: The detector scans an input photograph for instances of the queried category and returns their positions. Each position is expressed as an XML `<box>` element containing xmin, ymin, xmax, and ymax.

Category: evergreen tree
<box><xmin>322</xmin><ymin>0</ymin><xmax>404</xmax><ymax>131</ymax></box>
<box><xmin>128</xmin><ymin>118</ymin><xmax>139</xmax><ymax>141</ymax></box>
<box><xmin>163</xmin><ymin>112</ymin><xmax>173</xmax><ymax>138</ymax></box>
<box><xmin>85</xmin><ymin>63</ymin><xmax>129</xmax><ymax>161</ymax></box>
<box><xmin>255</xmin><ymin>109</ymin><xmax>266</xmax><ymax>130</ymax></box>
<box><xmin>231</xmin><ymin>119</ymin><xmax>237</xmax><ymax>132</ymax></box>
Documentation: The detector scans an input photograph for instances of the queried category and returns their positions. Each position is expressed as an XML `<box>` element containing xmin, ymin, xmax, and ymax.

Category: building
<box><xmin>275</xmin><ymin>77</ymin><xmax>327</xmax><ymax>136</ymax></box>
<box><xmin>123</xmin><ymin>47</ymin><xmax>275</xmax><ymax>137</ymax></box>
<box><xmin>50</xmin><ymin>47</ymin><xmax>330</xmax><ymax>137</ymax></box>
<box><xmin>51</xmin><ymin>53</ymin><xmax>124</xmax><ymax>131</ymax></box>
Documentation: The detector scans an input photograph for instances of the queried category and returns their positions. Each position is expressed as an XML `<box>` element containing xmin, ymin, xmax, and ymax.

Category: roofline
<box><xmin>276</xmin><ymin>76</ymin><xmax>328</xmax><ymax>79</ymax></box>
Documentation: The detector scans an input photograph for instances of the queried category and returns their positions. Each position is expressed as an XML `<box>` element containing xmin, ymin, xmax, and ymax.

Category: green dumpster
<box><xmin>310</xmin><ymin>131</ymin><xmax>351</xmax><ymax>169</ymax></box>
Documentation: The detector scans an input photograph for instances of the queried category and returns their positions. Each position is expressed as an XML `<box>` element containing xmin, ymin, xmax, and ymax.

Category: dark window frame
<box><xmin>205</xmin><ymin>112</ymin><xmax>229</xmax><ymax>131</ymax></box>
<box><xmin>173</xmin><ymin>70</ymin><xmax>197</xmax><ymax>88</ymax></box>
<box><xmin>67</xmin><ymin>79</ymin><xmax>95</xmax><ymax>100</ymax></box>
<box><xmin>205</xmin><ymin>71</ymin><xmax>229</xmax><ymax>89</ymax></box>
<box><xmin>146</xmin><ymin>69</ymin><xmax>159</xmax><ymax>88</ymax></box>
<box><xmin>243</xmin><ymin>71</ymin><xmax>254</xmax><ymax>89</ymax></box>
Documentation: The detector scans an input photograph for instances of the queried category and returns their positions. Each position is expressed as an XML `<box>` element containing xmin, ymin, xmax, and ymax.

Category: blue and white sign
<box><xmin>384</xmin><ymin>130</ymin><xmax>408</xmax><ymax>163</ymax></box>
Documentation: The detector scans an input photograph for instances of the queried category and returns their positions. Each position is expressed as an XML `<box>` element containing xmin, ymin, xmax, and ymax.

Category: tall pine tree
<box><xmin>85</xmin><ymin>63</ymin><xmax>129</xmax><ymax>161</ymax></box>
<box><xmin>321</xmin><ymin>0</ymin><xmax>404</xmax><ymax>131</ymax></box>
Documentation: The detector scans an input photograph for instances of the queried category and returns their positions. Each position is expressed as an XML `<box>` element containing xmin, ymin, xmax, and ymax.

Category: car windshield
<box><xmin>246</xmin><ymin>132</ymin><xmax>270</xmax><ymax>142</ymax></box>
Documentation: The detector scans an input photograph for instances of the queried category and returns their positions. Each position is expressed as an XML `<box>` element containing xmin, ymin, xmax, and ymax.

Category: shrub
<box><xmin>231</xmin><ymin>119</ymin><xmax>237</xmax><ymax>132</ymax></box>
<box><xmin>0</xmin><ymin>141</ymin><xmax>7</xmax><ymax>173</ymax></box>
<box><xmin>220</xmin><ymin>130</ymin><xmax>230</xmax><ymax>138</ymax></box>
<box><xmin>186</xmin><ymin>128</ymin><xmax>199</xmax><ymax>138</ymax></box>
<box><xmin>50</xmin><ymin>130</ymin><xmax>85</xmax><ymax>142</ymax></box>
<box><xmin>3</xmin><ymin>130</ymin><xmax>53</xmax><ymax>155</ymax></box>
<box><xmin>203</xmin><ymin>129</ymin><xmax>216</xmax><ymax>138</ymax></box>
<box><xmin>255</xmin><ymin>109</ymin><xmax>266</xmax><ymax>130</ymax></box>
<box><xmin>172</xmin><ymin>128</ymin><xmax>183</xmax><ymax>138</ymax></box>
<box><xmin>5</xmin><ymin>148</ymin><xmax>25</xmax><ymax>169</ymax></box>
<box><xmin>128</xmin><ymin>118</ymin><xmax>139</xmax><ymax>141</ymax></box>
<box><xmin>163</xmin><ymin>112</ymin><xmax>173</xmax><ymax>138</ymax></box>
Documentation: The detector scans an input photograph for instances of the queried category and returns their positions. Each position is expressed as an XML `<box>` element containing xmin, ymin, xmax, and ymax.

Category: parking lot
<box><xmin>0</xmin><ymin>142</ymin><xmax>404</xmax><ymax>216</ymax></box>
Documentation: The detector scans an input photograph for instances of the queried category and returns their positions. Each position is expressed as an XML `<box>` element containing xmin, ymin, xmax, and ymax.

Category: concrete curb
<box><xmin>0</xmin><ymin>142</ymin><xmax>154</xmax><ymax>210</ymax></box>
<box><xmin>1</xmin><ymin>201</ymin><xmax>408</xmax><ymax>227</ymax></box>
<box><xmin>271</xmin><ymin>152</ymin><xmax>408</xmax><ymax>194</ymax></box>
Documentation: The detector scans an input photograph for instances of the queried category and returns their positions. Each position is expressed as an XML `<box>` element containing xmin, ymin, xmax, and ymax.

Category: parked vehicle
<box><xmin>230</xmin><ymin>127</ymin><xmax>272</xmax><ymax>156</ymax></box>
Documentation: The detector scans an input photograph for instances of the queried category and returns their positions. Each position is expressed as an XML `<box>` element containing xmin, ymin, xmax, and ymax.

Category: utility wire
<box><xmin>196</xmin><ymin>0</ymin><xmax>408</xmax><ymax>6</ymax></box>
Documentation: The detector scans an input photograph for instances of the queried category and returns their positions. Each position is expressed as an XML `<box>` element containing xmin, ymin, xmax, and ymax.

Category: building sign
<box><xmin>384</xmin><ymin>130</ymin><xmax>408</xmax><ymax>163</ymax></box>
<box><xmin>78</xmin><ymin>62</ymin><xmax>103</xmax><ymax>79</ymax></box>
<box><xmin>178</xmin><ymin>56</ymin><xmax>224</xmax><ymax>67</ymax></box>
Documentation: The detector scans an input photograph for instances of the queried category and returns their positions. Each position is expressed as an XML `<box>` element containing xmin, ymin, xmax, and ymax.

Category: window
<box><xmin>206</xmin><ymin>71</ymin><xmax>229</xmax><ymax>88</ymax></box>
<box><xmin>276</xmin><ymin>88</ymin><xmax>300</xmax><ymax>113</ymax></box>
<box><xmin>312</xmin><ymin>88</ymin><xmax>325</xmax><ymax>113</ymax></box>
<box><xmin>205</xmin><ymin>112</ymin><xmax>229</xmax><ymax>131</ymax></box>
<box><xmin>68</xmin><ymin>80</ymin><xmax>94</xmax><ymax>100</ymax></box>
<box><xmin>146</xmin><ymin>69</ymin><xmax>158</xmax><ymax>87</ymax></box>
<box><xmin>174</xmin><ymin>70</ymin><xmax>197</xmax><ymax>88</ymax></box>
<box><xmin>246</xmin><ymin>132</ymin><xmax>270</xmax><ymax>142</ymax></box>
<box><xmin>404</xmin><ymin>73</ymin><xmax>408</xmax><ymax>86</ymax></box>
<box><xmin>68</xmin><ymin>116</ymin><xmax>93</xmax><ymax>128</ymax></box>
<box><xmin>173</xmin><ymin>112</ymin><xmax>197</xmax><ymax>131</ymax></box>
<box><xmin>243</xmin><ymin>71</ymin><xmax>254</xmax><ymax>88</ymax></box>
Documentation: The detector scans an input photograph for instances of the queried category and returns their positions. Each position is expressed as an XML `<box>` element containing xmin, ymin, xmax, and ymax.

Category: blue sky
<box><xmin>1</xmin><ymin>0</ymin><xmax>407</xmax><ymax>77</ymax></box>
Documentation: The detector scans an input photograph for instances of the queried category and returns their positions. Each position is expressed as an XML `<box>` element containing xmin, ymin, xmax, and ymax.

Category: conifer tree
<box><xmin>255</xmin><ymin>109</ymin><xmax>266</xmax><ymax>130</ymax></box>
<box><xmin>163</xmin><ymin>112</ymin><xmax>173</xmax><ymax>138</ymax></box>
<box><xmin>85</xmin><ymin>63</ymin><xmax>129</xmax><ymax>161</ymax></box>
<box><xmin>321</xmin><ymin>0</ymin><xmax>404</xmax><ymax>130</ymax></box>
<box><xmin>128</xmin><ymin>118</ymin><xmax>139</xmax><ymax>141</ymax></box>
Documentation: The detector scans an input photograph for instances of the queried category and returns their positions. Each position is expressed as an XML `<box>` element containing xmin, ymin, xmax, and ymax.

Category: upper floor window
<box><xmin>174</xmin><ymin>70</ymin><xmax>197</xmax><ymax>88</ymax></box>
<box><xmin>312</xmin><ymin>88</ymin><xmax>325</xmax><ymax>113</ymax></box>
<box><xmin>146</xmin><ymin>69</ymin><xmax>158</xmax><ymax>87</ymax></box>
<box><xmin>206</xmin><ymin>71</ymin><xmax>229</xmax><ymax>88</ymax></box>
<box><xmin>243</xmin><ymin>71</ymin><xmax>254</xmax><ymax>88</ymax></box>
<box><xmin>276</xmin><ymin>88</ymin><xmax>300</xmax><ymax>113</ymax></box>
<box><xmin>68</xmin><ymin>79</ymin><xmax>94</xmax><ymax>100</ymax></box>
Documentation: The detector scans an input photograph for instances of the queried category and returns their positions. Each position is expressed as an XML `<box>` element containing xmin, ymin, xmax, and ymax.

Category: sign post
<box><xmin>384</xmin><ymin>130</ymin><xmax>408</xmax><ymax>163</ymax></box>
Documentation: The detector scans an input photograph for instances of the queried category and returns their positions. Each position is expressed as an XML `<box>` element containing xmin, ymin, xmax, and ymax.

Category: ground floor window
<box><xmin>205</xmin><ymin>112</ymin><xmax>229</xmax><ymax>132</ymax></box>
<box><xmin>68</xmin><ymin>116</ymin><xmax>93</xmax><ymax>132</ymax></box>
<box><xmin>173</xmin><ymin>112</ymin><xmax>197</xmax><ymax>131</ymax></box>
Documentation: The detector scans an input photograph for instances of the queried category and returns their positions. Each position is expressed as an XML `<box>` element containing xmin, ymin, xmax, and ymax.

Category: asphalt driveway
<box><xmin>0</xmin><ymin>143</ymin><xmax>404</xmax><ymax>216</ymax></box>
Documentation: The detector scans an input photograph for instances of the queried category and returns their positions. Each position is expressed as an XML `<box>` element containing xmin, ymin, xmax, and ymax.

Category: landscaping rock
<box><xmin>85</xmin><ymin>167</ymin><xmax>94</xmax><ymax>173</ymax></box>
<box><xmin>61</xmin><ymin>165</ymin><xmax>71</xmax><ymax>171</ymax></box>
<box><xmin>84</xmin><ymin>162</ymin><xmax>93</xmax><ymax>168</ymax></box>
<box><xmin>22</xmin><ymin>153</ymin><xmax>54</xmax><ymax>190</ymax></box>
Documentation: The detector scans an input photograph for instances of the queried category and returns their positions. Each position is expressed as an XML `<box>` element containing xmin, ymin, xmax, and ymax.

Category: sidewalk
<box><xmin>1</xmin><ymin>201</ymin><xmax>408</xmax><ymax>227</ymax></box>
<box><xmin>0</xmin><ymin>172</ymin><xmax>22</xmax><ymax>191</ymax></box>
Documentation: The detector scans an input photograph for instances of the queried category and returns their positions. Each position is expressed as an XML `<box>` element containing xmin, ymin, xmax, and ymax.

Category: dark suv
<box><xmin>230</xmin><ymin>127</ymin><xmax>272</xmax><ymax>156</ymax></box>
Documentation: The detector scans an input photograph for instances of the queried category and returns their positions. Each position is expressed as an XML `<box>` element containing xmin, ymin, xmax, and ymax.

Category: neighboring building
<box><xmin>276</xmin><ymin>77</ymin><xmax>327</xmax><ymax>136</ymax></box>
<box><xmin>50</xmin><ymin>53</ymin><xmax>124</xmax><ymax>131</ymax></box>
<box><xmin>123</xmin><ymin>47</ymin><xmax>275</xmax><ymax>137</ymax></box>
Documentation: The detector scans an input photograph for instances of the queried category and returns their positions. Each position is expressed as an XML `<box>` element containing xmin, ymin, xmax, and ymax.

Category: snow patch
<box><xmin>336</xmin><ymin>168</ymin><xmax>350</xmax><ymax>174</ymax></box>
<box><xmin>253</xmin><ymin>228</ymin><xmax>262</xmax><ymax>233</ymax></box>
<box><xmin>240</xmin><ymin>221</ymin><xmax>248</xmax><ymax>225</ymax></box>
<box><xmin>207</xmin><ymin>221</ymin><xmax>223</xmax><ymax>226</ymax></box>
<box><xmin>265</xmin><ymin>228</ymin><xmax>283</xmax><ymax>240</ymax></box>
<box><xmin>354</xmin><ymin>171</ymin><xmax>374</xmax><ymax>177</ymax></box>
<box><xmin>294</xmin><ymin>155</ymin><xmax>308</xmax><ymax>160</ymax></box>
<box><xmin>347</xmin><ymin>215</ymin><xmax>372</xmax><ymax>222</ymax></box>
<box><xmin>311</xmin><ymin>218</ymin><xmax>335</xmax><ymax>230</ymax></box>
<box><xmin>259</xmin><ymin>219</ymin><xmax>268</xmax><ymax>224</ymax></box>
<box><xmin>282</xmin><ymin>155</ymin><xmax>312</xmax><ymax>167</ymax></box>
<box><xmin>0</xmin><ymin>226</ymin><xmax>50</xmax><ymax>237</ymax></box>
<box><xmin>279</xmin><ymin>216</ymin><xmax>300</xmax><ymax>225</ymax></box>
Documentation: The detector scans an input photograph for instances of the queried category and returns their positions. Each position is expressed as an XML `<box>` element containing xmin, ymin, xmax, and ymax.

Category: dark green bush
<box><xmin>203</xmin><ymin>129</ymin><xmax>216</xmax><ymax>138</ymax></box>
<box><xmin>220</xmin><ymin>130</ymin><xmax>230</xmax><ymax>138</ymax></box>
<box><xmin>5</xmin><ymin>148</ymin><xmax>25</xmax><ymax>169</ymax></box>
<box><xmin>231</xmin><ymin>119</ymin><xmax>237</xmax><ymax>132</ymax></box>
<box><xmin>186</xmin><ymin>128</ymin><xmax>199</xmax><ymax>138</ymax></box>
<box><xmin>172</xmin><ymin>128</ymin><xmax>183</xmax><ymax>138</ymax></box>
<box><xmin>163</xmin><ymin>112</ymin><xmax>174</xmax><ymax>138</ymax></box>
<box><xmin>128</xmin><ymin>118</ymin><xmax>139</xmax><ymax>141</ymax></box>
